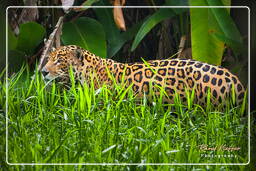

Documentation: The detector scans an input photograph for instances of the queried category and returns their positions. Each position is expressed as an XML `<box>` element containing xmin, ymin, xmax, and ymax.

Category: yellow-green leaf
<box><xmin>189</xmin><ymin>0</ymin><xmax>225</xmax><ymax>65</ymax></box>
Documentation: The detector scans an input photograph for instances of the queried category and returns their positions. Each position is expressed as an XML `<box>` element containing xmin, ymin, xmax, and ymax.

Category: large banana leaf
<box><xmin>61</xmin><ymin>17</ymin><xmax>107</xmax><ymax>58</ymax></box>
<box><xmin>189</xmin><ymin>0</ymin><xmax>228</xmax><ymax>65</ymax></box>
<box><xmin>190</xmin><ymin>0</ymin><xmax>243</xmax><ymax>65</ymax></box>
<box><xmin>207</xmin><ymin>0</ymin><xmax>243</xmax><ymax>55</ymax></box>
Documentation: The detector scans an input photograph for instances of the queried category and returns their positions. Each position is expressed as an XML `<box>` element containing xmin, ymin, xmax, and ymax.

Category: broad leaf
<box><xmin>212</xmin><ymin>32</ymin><xmax>246</xmax><ymax>54</ymax></box>
<box><xmin>207</xmin><ymin>0</ymin><xmax>243</xmax><ymax>55</ymax></box>
<box><xmin>61</xmin><ymin>17</ymin><xmax>107</xmax><ymax>58</ymax></box>
<box><xmin>189</xmin><ymin>0</ymin><xmax>225</xmax><ymax>65</ymax></box>
<box><xmin>131</xmin><ymin>8</ymin><xmax>179</xmax><ymax>52</ymax></box>
<box><xmin>16</xmin><ymin>22</ymin><xmax>46</xmax><ymax>55</ymax></box>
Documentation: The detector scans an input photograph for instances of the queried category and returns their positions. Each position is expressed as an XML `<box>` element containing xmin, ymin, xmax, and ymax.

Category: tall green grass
<box><xmin>0</xmin><ymin>66</ymin><xmax>249</xmax><ymax>170</ymax></box>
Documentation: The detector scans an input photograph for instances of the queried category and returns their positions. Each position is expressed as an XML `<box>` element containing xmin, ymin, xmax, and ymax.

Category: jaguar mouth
<box><xmin>42</xmin><ymin>72</ymin><xmax>70</xmax><ymax>85</ymax></box>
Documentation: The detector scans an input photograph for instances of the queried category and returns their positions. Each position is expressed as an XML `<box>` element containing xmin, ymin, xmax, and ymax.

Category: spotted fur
<box><xmin>41</xmin><ymin>45</ymin><xmax>245</xmax><ymax>106</ymax></box>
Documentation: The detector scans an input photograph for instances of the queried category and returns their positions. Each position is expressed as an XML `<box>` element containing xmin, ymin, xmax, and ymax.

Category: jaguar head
<box><xmin>41</xmin><ymin>46</ymin><xmax>82</xmax><ymax>84</ymax></box>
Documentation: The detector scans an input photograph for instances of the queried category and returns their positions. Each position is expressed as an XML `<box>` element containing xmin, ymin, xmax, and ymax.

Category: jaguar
<box><xmin>41</xmin><ymin>45</ymin><xmax>245</xmax><ymax>106</ymax></box>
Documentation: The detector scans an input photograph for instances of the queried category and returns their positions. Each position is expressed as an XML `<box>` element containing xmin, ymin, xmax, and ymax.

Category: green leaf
<box><xmin>131</xmin><ymin>8</ymin><xmax>177</xmax><ymax>52</ymax></box>
<box><xmin>61</xmin><ymin>17</ymin><xmax>107</xmax><ymax>58</ymax></box>
<box><xmin>80</xmin><ymin>0</ymin><xmax>100</xmax><ymax>11</ymax></box>
<box><xmin>207</xmin><ymin>0</ymin><xmax>243</xmax><ymax>52</ymax></box>
<box><xmin>189</xmin><ymin>0</ymin><xmax>225</xmax><ymax>65</ymax></box>
<box><xmin>82</xmin><ymin>0</ymin><xmax>100</xmax><ymax>6</ymax></box>
<box><xmin>8</xmin><ymin>26</ymin><xmax>17</xmax><ymax>50</ymax></box>
<box><xmin>16</xmin><ymin>22</ymin><xmax>46</xmax><ymax>55</ymax></box>
<box><xmin>212</xmin><ymin>32</ymin><xmax>246</xmax><ymax>54</ymax></box>
<box><xmin>220</xmin><ymin>0</ymin><xmax>231</xmax><ymax>6</ymax></box>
